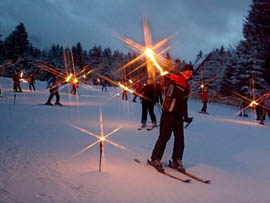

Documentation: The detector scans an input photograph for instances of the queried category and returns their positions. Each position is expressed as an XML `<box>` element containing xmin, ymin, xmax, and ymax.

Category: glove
<box><xmin>184</xmin><ymin>117</ymin><xmax>193</xmax><ymax>123</ymax></box>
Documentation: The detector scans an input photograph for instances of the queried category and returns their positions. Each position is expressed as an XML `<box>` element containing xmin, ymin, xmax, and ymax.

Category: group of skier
<box><xmin>12</xmin><ymin>72</ymin><xmax>36</xmax><ymax>93</ymax></box>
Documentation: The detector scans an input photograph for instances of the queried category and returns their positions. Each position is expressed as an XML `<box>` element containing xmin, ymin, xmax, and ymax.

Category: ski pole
<box><xmin>14</xmin><ymin>94</ymin><xmax>16</xmax><ymax>104</ymax></box>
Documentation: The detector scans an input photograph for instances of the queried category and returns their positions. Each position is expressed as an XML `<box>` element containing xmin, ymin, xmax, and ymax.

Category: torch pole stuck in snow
<box><xmin>99</xmin><ymin>139</ymin><xmax>104</xmax><ymax>172</ymax></box>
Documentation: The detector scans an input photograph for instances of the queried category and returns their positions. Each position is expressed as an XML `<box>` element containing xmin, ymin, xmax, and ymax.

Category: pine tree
<box><xmin>5</xmin><ymin>23</ymin><xmax>29</xmax><ymax>61</ymax></box>
<box><xmin>241</xmin><ymin>0</ymin><xmax>270</xmax><ymax>92</ymax></box>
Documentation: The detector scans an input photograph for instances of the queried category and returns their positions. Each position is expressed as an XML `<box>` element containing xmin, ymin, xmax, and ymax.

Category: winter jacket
<box><xmin>47</xmin><ymin>76</ymin><xmax>58</xmax><ymax>92</ymax></box>
<box><xmin>140</xmin><ymin>83</ymin><xmax>156</xmax><ymax>104</ymax></box>
<box><xmin>163</xmin><ymin>73</ymin><xmax>190</xmax><ymax>119</ymax></box>
<box><xmin>201</xmin><ymin>90</ymin><xmax>208</xmax><ymax>102</ymax></box>
<box><xmin>263</xmin><ymin>95</ymin><xmax>270</xmax><ymax>108</ymax></box>
<box><xmin>135</xmin><ymin>83</ymin><xmax>141</xmax><ymax>93</ymax></box>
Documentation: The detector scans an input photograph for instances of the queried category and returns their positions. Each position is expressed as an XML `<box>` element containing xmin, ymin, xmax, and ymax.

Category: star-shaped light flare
<box><xmin>115</xmin><ymin>18</ymin><xmax>174</xmax><ymax>78</ymax></box>
<box><xmin>68</xmin><ymin>109</ymin><xmax>129</xmax><ymax>161</ymax></box>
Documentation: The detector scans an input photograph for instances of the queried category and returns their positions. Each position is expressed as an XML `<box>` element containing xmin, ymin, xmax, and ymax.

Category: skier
<box><xmin>200</xmin><ymin>87</ymin><xmax>208</xmax><ymax>113</ymax></box>
<box><xmin>239</xmin><ymin>100</ymin><xmax>248</xmax><ymax>117</ymax></box>
<box><xmin>13</xmin><ymin>72</ymin><xmax>22</xmax><ymax>92</ymax></box>
<box><xmin>140</xmin><ymin>79</ymin><xmax>157</xmax><ymax>128</ymax></box>
<box><xmin>259</xmin><ymin>91</ymin><xmax>270</xmax><ymax>125</ymax></box>
<box><xmin>101</xmin><ymin>79</ymin><xmax>107</xmax><ymax>91</ymax></box>
<box><xmin>45</xmin><ymin>73</ymin><xmax>62</xmax><ymax>105</ymax></box>
<box><xmin>149</xmin><ymin>64</ymin><xmax>194</xmax><ymax>173</ymax></box>
<box><xmin>132</xmin><ymin>82</ymin><xmax>141</xmax><ymax>102</ymax></box>
<box><xmin>71</xmin><ymin>81</ymin><xmax>78</xmax><ymax>95</ymax></box>
<box><xmin>28</xmin><ymin>73</ymin><xmax>36</xmax><ymax>91</ymax></box>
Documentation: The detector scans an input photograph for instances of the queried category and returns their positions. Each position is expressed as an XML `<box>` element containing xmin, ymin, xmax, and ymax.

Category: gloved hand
<box><xmin>184</xmin><ymin>117</ymin><xmax>193</xmax><ymax>123</ymax></box>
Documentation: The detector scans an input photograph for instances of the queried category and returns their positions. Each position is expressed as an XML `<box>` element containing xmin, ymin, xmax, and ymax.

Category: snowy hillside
<box><xmin>0</xmin><ymin>77</ymin><xmax>270</xmax><ymax>203</ymax></box>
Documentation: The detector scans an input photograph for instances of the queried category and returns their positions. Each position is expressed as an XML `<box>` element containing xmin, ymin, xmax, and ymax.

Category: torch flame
<box><xmin>100</xmin><ymin>137</ymin><xmax>105</xmax><ymax>142</ymax></box>
<box><xmin>66</xmin><ymin>73</ymin><xmax>73</xmax><ymax>82</ymax></box>
<box><xmin>118</xmin><ymin>82</ymin><xmax>134</xmax><ymax>93</ymax></box>
<box><xmin>144</xmin><ymin>48</ymin><xmax>168</xmax><ymax>76</ymax></box>
<box><xmin>249</xmin><ymin>100</ymin><xmax>258</xmax><ymax>107</ymax></box>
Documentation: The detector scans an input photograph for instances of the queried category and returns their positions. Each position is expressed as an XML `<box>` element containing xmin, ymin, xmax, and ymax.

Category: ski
<box><xmin>137</xmin><ymin>126</ymin><xmax>147</xmax><ymax>130</ymax></box>
<box><xmin>134</xmin><ymin>159</ymin><xmax>191</xmax><ymax>183</ymax></box>
<box><xmin>146</xmin><ymin>125</ymin><xmax>159</xmax><ymax>131</ymax></box>
<box><xmin>168</xmin><ymin>160</ymin><xmax>211</xmax><ymax>184</ymax></box>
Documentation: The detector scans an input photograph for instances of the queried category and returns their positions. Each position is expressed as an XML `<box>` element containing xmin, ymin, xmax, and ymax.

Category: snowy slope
<box><xmin>1</xmin><ymin>77</ymin><xmax>270</xmax><ymax>203</ymax></box>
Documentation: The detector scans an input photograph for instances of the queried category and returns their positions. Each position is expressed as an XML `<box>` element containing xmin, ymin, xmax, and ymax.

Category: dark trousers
<box><xmin>201</xmin><ymin>101</ymin><xmax>207</xmax><ymax>112</ymax></box>
<box><xmin>122</xmin><ymin>91</ymin><xmax>128</xmax><ymax>100</ymax></box>
<box><xmin>141</xmin><ymin>102</ymin><xmax>156</xmax><ymax>124</ymax></box>
<box><xmin>47</xmin><ymin>91</ymin><xmax>60</xmax><ymax>104</ymax></box>
<box><xmin>151</xmin><ymin>111</ymin><xmax>184</xmax><ymax>161</ymax></box>
<box><xmin>13</xmin><ymin>83</ymin><xmax>22</xmax><ymax>92</ymax></box>
<box><xmin>260</xmin><ymin>109</ymin><xmax>270</xmax><ymax>123</ymax></box>
<box><xmin>102</xmin><ymin>86</ymin><xmax>107</xmax><ymax>91</ymax></box>
<box><xmin>29</xmin><ymin>83</ymin><xmax>35</xmax><ymax>91</ymax></box>
<box><xmin>132</xmin><ymin>93</ymin><xmax>138</xmax><ymax>102</ymax></box>
<box><xmin>71</xmin><ymin>86</ymin><xmax>77</xmax><ymax>94</ymax></box>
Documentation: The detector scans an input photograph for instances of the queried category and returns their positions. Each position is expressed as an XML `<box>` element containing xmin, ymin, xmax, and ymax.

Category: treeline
<box><xmin>0</xmin><ymin>23</ymin><xmax>186</xmax><ymax>83</ymax></box>
<box><xmin>0</xmin><ymin>0</ymin><xmax>269</xmax><ymax>104</ymax></box>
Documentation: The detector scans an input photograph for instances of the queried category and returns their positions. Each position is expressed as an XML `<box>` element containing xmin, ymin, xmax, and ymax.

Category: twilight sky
<box><xmin>0</xmin><ymin>0</ymin><xmax>252</xmax><ymax>62</ymax></box>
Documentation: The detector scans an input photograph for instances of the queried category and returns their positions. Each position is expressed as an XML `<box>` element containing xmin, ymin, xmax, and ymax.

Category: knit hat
<box><xmin>181</xmin><ymin>64</ymin><xmax>194</xmax><ymax>72</ymax></box>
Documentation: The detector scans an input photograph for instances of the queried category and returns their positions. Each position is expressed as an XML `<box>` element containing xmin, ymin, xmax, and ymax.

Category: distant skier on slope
<box><xmin>200</xmin><ymin>87</ymin><xmax>208</xmax><ymax>113</ymax></box>
<box><xmin>132</xmin><ymin>81</ymin><xmax>141</xmax><ymax>102</ymax></box>
<box><xmin>45</xmin><ymin>73</ymin><xmax>62</xmax><ymax>106</ymax></box>
<box><xmin>28</xmin><ymin>73</ymin><xmax>36</xmax><ymax>91</ymax></box>
<box><xmin>259</xmin><ymin>91</ymin><xmax>270</xmax><ymax>125</ymax></box>
<box><xmin>149</xmin><ymin>64</ymin><xmax>194</xmax><ymax>173</ymax></box>
<box><xmin>139</xmin><ymin>78</ymin><xmax>157</xmax><ymax>128</ymax></box>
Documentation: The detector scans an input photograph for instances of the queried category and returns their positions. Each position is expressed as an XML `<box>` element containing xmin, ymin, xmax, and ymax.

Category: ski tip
<box><xmin>204</xmin><ymin>180</ymin><xmax>211</xmax><ymax>184</ymax></box>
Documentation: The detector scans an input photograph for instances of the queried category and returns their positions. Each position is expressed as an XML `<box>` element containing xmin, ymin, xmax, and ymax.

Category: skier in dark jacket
<box><xmin>260</xmin><ymin>92</ymin><xmax>270</xmax><ymax>125</ymax></box>
<box><xmin>140</xmin><ymin>79</ymin><xmax>157</xmax><ymax>128</ymax></box>
<box><xmin>13</xmin><ymin>72</ymin><xmax>22</xmax><ymax>92</ymax></box>
<box><xmin>150</xmin><ymin>64</ymin><xmax>194</xmax><ymax>173</ymax></box>
<box><xmin>28</xmin><ymin>74</ymin><xmax>36</xmax><ymax>91</ymax></box>
<box><xmin>45</xmin><ymin>74</ymin><xmax>62</xmax><ymax>105</ymax></box>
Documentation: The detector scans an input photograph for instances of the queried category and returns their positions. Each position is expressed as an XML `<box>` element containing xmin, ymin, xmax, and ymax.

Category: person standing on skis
<box><xmin>140</xmin><ymin>78</ymin><xmax>157</xmax><ymax>128</ymax></box>
<box><xmin>200</xmin><ymin>87</ymin><xmax>208</xmax><ymax>113</ymax></box>
<box><xmin>150</xmin><ymin>64</ymin><xmax>194</xmax><ymax>173</ymax></box>
<box><xmin>45</xmin><ymin>73</ymin><xmax>62</xmax><ymax>106</ymax></box>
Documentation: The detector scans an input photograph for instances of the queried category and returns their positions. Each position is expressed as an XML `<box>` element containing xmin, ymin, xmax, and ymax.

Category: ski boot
<box><xmin>148</xmin><ymin>159</ymin><xmax>165</xmax><ymax>173</ymax></box>
<box><xmin>55</xmin><ymin>102</ymin><xmax>62</xmax><ymax>106</ymax></box>
<box><xmin>152</xmin><ymin>121</ymin><xmax>158</xmax><ymax>127</ymax></box>
<box><xmin>169</xmin><ymin>159</ymin><xmax>186</xmax><ymax>173</ymax></box>
<box><xmin>45</xmin><ymin>102</ymin><xmax>53</xmax><ymax>106</ymax></box>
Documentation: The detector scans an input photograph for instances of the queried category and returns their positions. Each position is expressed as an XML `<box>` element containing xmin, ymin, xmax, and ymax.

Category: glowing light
<box><xmin>100</xmin><ymin>136</ymin><xmax>105</xmax><ymax>142</ymax></box>
<box><xmin>73</xmin><ymin>77</ymin><xmax>78</xmax><ymax>84</ymax></box>
<box><xmin>200</xmin><ymin>84</ymin><xmax>204</xmax><ymax>89</ymax></box>
<box><xmin>118</xmin><ymin>82</ymin><xmax>134</xmax><ymax>93</ymax></box>
<box><xmin>97</xmin><ymin>78</ymin><xmax>100</xmax><ymax>82</ymax></box>
<box><xmin>144</xmin><ymin>48</ymin><xmax>168</xmax><ymax>76</ymax></box>
<box><xmin>129</xmin><ymin>79</ymin><xmax>133</xmax><ymax>84</ymax></box>
<box><xmin>249</xmin><ymin>100</ymin><xmax>258</xmax><ymax>107</ymax></box>
<box><xmin>66</xmin><ymin>73</ymin><xmax>73</xmax><ymax>82</ymax></box>
<box><xmin>20</xmin><ymin>72</ymin><xmax>23</xmax><ymax>78</ymax></box>
<box><xmin>83</xmin><ymin>74</ymin><xmax>86</xmax><ymax>79</ymax></box>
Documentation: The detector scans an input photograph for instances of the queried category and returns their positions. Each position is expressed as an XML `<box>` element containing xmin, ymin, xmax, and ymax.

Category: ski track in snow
<box><xmin>1</xmin><ymin>78</ymin><xmax>270</xmax><ymax>203</ymax></box>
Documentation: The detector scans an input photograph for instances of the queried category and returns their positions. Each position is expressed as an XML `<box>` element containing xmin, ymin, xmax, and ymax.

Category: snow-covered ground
<box><xmin>0</xmin><ymin>77</ymin><xmax>270</xmax><ymax>203</ymax></box>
